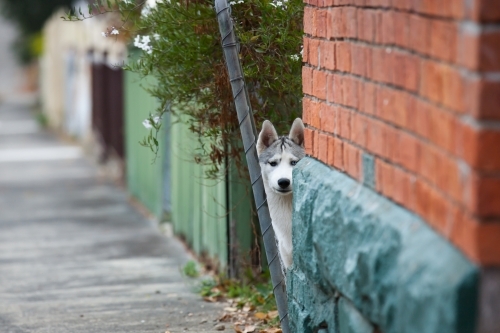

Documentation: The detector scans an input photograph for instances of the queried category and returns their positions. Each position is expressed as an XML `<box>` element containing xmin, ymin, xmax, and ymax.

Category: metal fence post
<box><xmin>214</xmin><ymin>1</ymin><xmax>290</xmax><ymax>332</ymax></box>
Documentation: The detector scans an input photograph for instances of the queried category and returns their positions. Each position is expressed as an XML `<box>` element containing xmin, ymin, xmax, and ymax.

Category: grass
<box><xmin>200</xmin><ymin>269</ymin><xmax>278</xmax><ymax>315</ymax></box>
<box><xmin>182</xmin><ymin>260</ymin><xmax>200</xmax><ymax>278</ymax></box>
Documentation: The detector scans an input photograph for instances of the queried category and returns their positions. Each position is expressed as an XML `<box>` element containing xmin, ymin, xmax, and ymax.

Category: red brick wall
<box><xmin>302</xmin><ymin>0</ymin><xmax>500</xmax><ymax>266</ymax></box>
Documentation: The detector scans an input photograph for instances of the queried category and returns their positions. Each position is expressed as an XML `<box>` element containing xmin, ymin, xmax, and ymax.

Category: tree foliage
<box><xmin>66</xmin><ymin>0</ymin><xmax>303</xmax><ymax>177</ymax></box>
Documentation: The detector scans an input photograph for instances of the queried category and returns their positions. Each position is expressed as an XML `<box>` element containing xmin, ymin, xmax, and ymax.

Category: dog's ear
<box><xmin>257</xmin><ymin>120</ymin><xmax>279</xmax><ymax>155</ymax></box>
<box><xmin>289</xmin><ymin>118</ymin><xmax>304</xmax><ymax>147</ymax></box>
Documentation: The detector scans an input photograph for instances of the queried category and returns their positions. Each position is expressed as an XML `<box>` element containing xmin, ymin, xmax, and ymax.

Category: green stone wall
<box><xmin>288</xmin><ymin>157</ymin><xmax>479</xmax><ymax>333</ymax></box>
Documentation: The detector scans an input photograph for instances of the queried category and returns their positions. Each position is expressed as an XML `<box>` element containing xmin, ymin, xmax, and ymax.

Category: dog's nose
<box><xmin>278</xmin><ymin>178</ymin><xmax>290</xmax><ymax>189</ymax></box>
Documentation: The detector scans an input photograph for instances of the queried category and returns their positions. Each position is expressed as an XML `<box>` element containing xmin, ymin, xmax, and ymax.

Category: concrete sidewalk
<box><xmin>0</xmin><ymin>102</ymin><xmax>224</xmax><ymax>333</ymax></box>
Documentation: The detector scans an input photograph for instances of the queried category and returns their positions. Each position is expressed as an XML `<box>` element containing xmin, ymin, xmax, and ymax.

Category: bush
<box><xmin>67</xmin><ymin>0</ymin><xmax>303</xmax><ymax>176</ymax></box>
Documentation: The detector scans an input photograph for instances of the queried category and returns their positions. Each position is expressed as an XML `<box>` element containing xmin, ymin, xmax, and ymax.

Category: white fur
<box><xmin>257</xmin><ymin>119</ymin><xmax>304</xmax><ymax>270</ymax></box>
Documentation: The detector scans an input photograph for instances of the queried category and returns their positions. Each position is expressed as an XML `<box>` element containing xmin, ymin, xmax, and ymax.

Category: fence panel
<box><xmin>123</xmin><ymin>71</ymin><xmax>164</xmax><ymax>219</ymax></box>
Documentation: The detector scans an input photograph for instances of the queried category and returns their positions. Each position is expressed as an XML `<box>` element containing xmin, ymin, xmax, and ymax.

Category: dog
<box><xmin>256</xmin><ymin>118</ymin><xmax>305</xmax><ymax>271</ymax></box>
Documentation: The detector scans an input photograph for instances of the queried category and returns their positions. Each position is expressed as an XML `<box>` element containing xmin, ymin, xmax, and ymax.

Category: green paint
<box><xmin>124</xmin><ymin>69</ymin><xmax>164</xmax><ymax>219</ymax></box>
<box><xmin>289</xmin><ymin>157</ymin><xmax>479</xmax><ymax>333</ymax></box>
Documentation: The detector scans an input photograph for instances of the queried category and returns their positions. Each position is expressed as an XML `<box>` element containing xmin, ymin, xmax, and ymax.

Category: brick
<box><xmin>312</xmin><ymin>69</ymin><xmax>328</xmax><ymax>100</ymax></box>
<box><xmin>479</xmin><ymin>31</ymin><xmax>500</xmax><ymax>71</ymax></box>
<box><xmin>420</xmin><ymin>61</ymin><xmax>465</xmax><ymax>113</ymax></box>
<box><xmin>476</xmin><ymin>80</ymin><xmax>500</xmax><ymax>120</ymax></box>
<box><xmin>351</xmin><ymin>44</ymin><xmax>366</xmax><ymax>77</ymax></box>
<box><xmin>467</xmin><ymin>174</ymin><xmax>500</xmax><ymax>217</ymax></box>
<box><xmin>466</xmin><ymin>0</ymin><xmax>500</xmax><ymax>22</ymax></box>
<box><xmin>308</xmin><ymin>38</ymin><xmax>320</xmax><ymax>67</ymax></box>
<box><xmin>366</xmin><ymin>118</ymin><xmax>384</xmax><ymax>157</ymax></box>
<box><xmin>328</xmin><ymin>7</ymin><xmax>344</xmax><ymax>39</ymax></box>
<box><xmin>367</xmin><ymin>0</ymin><xmax>390</xmax><ymax>6</ymax></box>
<box><xmin>409</xmin><ymin>14</ymin><xmax>430</xmax><ymax>55</ymax></box>
<box><xmin>344</xmin><ymin>7</ymin><xmax>358</xmax><ymax>39</ymax></box>
<box><xmin>376</xmin><ymin>158</ymin><xmax>394</xmax><ymax>198</ymax></box>
<box><xmin>376</xmin><ymin>86</ymin><xmax>407</xmax><ymax>127</ymax></box>
<box><xmin>336</xmin><ymin>42</ymin><xmax>352</xmax><ymax>73</ymax></box>
<box><xmin>451</xmin><ymin>214</ymin><xmax>500</xmax><ymax>266</ymax></box>
<box><xmin>392</xmin><ymin>51</ymin><xmax>420</xmax><ymax>92</ymax></box>
<box><xmin>415</xmin><ymin>178</ymin><xmax>451</xmax><ymax>235</ymax></box>
<box><xmin>318</xmin><ymin>133</ymin><xmax>329</xmax><ymax>163</ymax></box>
<box><xmin>429</xmin><ymin>20</ymin><xmax>458</xmax><ymax>63</ymax></box>
<box><xmin>304</xmin><ymin>7</ymin><xmax>315</xmax><ymax>36</ymax></box>
<box><xmin>304</xmin><ymin>127</ymin><xmax>314</xmax><ymax>155</ymax></box>
<box><xmin>302</xmin><ymin>66</ymin><xmax>314</xmax><ymax>95</ymax></box>
<box><xmin>320</xmin><ymin>40</ymin><xmax>336</xmax><ymax>70</ymax></box>
<box><xmin>302</xmin><ymin>97</ymin><xmax>312</xmax><ymax>125</ymax></box>
<box><xmin>414</xmin><ymin>99</ymin><xmax>431</xmax><ymax>139</ymax></box>
<box><xmin>435</xmin><ymin>153</ymin><xmax>464</xmax><ymax>202</ymax></box>
<box><xmin>418</xmin><ymin>143</ymin><xmax>440</xmax><ymax>186</ymax></box>
<box><xmin>357</xmin><ymin>9</ymin><xmax>376</xmax><ymax>42</ymax></box>
<box><xmin>457</xmin><ymin>124</ymin><xmax>500</xmax><ymax>172</ymax></box>
<box><xmin>371</xmin><ymin>47</ymin><xmax>389</xmax><ymax>83</ymax></box>
<box><xmin>343</xmin><ymin>143</ymin><xmax>361</xmax><ymax>180</ymax></box>
<box><xmin>321</xmin><ymin>103</ymin><xmax>336</xmax><ymax>133</ymax></box>
<box><xmin>415</xmin><ymin>179</ymin><xmax>432</xmax><ymax>221</ymax></box>
<box><xmin>362</xmin><ymin>81</ymin><xmax>376</xmax><ymax>115</ymax></box>
<box><xmin>309</xmin><ymin>100</ymin><xmax>321</xmax><ymax>128</ymax></box>
<box><xmin>343</xmin><ymin>77</ymin><xmax>359</xmax><ymax>109</ymax></box>
<box><xmin>380</xmin><ymin>10</ymin><xmax>394</xmax><ymax>45</ymax></box>
<box><xmin>313</xmin><ymin>130</ymin><xmax>320</xmax><ymax>158</ymax></box>
<box><xmin>381</xmin><ymin>123</ymin><xmax>399</xmax><ymax>161</ymax></box>
<box><xmin>351</xmin><ymin>113</ymin><xmax>368</xmax><ymax>148</ymax></box>
<box><xmin>327</xmin><ymin>73</ymin><xmax>343</xmax><ymax>104</ymax></box>
<box><xmin>457</xmin><ymin>30</ymin><xmax>480</xmax><ymax>70</ymax></box>
<box><xmin>392</xmin><ymin>0</ymin><xmax>411</xmax><ymax>10</ymax></box>
<box><xmin>428</xmin><ymin>108</ymin><xmax>457</xmax><ymax>154</ymax></box>
<box><xmin>393</xmin><ymin>12</ymin><xmax>410</xmax><ymax>48</ymax></box>
<box><xmin>395</xmin><ymin>132</ymin><xmax>419</xmax><ymax>173</ymax></box>
<box><xmin>392</xmin><ymin>167</ymin><xmax>414</xmax><ymax>209</ymax></box>
<box><xmin>327</xmin><ymin>136</ymin><xmax>335</xmax><ymax>166</ymax></box>
<box><xmin>338</xmin><ymin>107</ymin><xmax>351</xmax><ymax>140</ymax></box>
<box><xmin>333</xmin><ymin>137</ymin><xmax>344</xmax><ymax>170</ymax></box>
<box><xmin>302</xmin><ymin>37</ymin><xmax>310</xmax><ymax>64</ymax></box>
<box><xmin>316</xmin><ymin>9</ymin><xmax>328</xmax><ymax>38</ymax></box>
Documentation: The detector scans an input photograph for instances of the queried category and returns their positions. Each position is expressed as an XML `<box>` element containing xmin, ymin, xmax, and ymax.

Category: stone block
<box><xmin>338</xmin><ymin>297</ymin><xmax>374</xmax><ymax>333</ymax></box>
<box><xmin>290</xmin><ymin>157</ymin><xmax>479</xmax><ymax>333</ymax></box>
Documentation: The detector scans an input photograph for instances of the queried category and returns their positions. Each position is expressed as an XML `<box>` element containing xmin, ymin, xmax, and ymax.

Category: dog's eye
<box><xmin>291</xmin><ymin>161</ymin><xmax>297</xmax><ymax>166</ymax></box>
<box><xmin>269</xmin><ymin>161</ymin><xmax>278</xmax><ymax>167</ymax></box>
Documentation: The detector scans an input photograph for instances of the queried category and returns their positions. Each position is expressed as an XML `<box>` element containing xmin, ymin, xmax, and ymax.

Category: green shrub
<box><xmin>66</xmin><ymin>0</ymin><xmax>303</xmax><ymax>176</ymax></box>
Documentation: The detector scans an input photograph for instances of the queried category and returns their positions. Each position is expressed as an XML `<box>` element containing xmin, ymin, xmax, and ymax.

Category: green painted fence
<box><xmin>124</xmin><ymin>70</ymin><xmax>256</xmax><ymax>273</ymax></box>
<box><xmin>170</xmin><ymin>112</ymin><xmax>255</xmax><ymax>272</ymax></box>
<box><xmin>124</xmin><ymin>71</ymin><xmax>165</xmax><ymax>219</ymax></box>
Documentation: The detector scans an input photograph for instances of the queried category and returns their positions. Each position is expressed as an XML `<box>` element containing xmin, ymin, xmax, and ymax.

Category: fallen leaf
<box><xmin>243</xmin><ymin>325</ymin><xmax>256</xmax><ymax>333</ymax></box>
<box><xmin>223</xmin><ymin>307</ymin><xmax>237</xmax><ymax>312</ymax></box>
<box><xmin>267</xmin><ymin>310</ymin><xmax>279</xmax><ymax>319</ymax></box>
<box><xmin>260</xmin><ymin>329</ymin><xmax>282</xmax><ymax>333</ymax></box>
<box><xmin>254</xmin><ymin>312</ymin><xmax>267</xmax><ymax>320</ymax></box>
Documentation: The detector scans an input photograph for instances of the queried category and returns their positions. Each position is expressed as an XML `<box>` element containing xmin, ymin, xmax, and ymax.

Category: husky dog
<box><xmin>256</xmin><ymin>118</ymin><xmax>305</xmax><ymax>270</ymax></box>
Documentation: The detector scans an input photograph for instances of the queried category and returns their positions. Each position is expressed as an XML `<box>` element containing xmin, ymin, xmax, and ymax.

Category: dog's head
<box><xmin>256</xmin><ymin>118</ymin><xmax>305</xmax><ymax>196</ymax></box>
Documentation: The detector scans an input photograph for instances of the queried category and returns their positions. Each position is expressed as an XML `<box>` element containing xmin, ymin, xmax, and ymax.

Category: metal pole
<box><xmin>214</xmin><ymin>1</ymin><xmax>290</xmax><ymax>332</ymax></box>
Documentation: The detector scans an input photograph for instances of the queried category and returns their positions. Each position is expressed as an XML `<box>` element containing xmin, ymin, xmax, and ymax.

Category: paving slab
<box><xmin>0</xmin><ymin>101</ymin><xmax>225</xmax><ymax>333</ymax></box>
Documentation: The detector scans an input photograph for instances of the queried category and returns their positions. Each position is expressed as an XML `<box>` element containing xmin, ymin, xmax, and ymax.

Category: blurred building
<box><xmin>40</xmin><ymin>6</ymin><xmax>126</xmax><ymax>162</ymax></box>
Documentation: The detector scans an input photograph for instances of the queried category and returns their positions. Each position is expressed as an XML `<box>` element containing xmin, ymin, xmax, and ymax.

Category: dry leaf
<box><xmin>254</xmin><ymin>312</ymin><xmax>267</xmax><ymax>320</ymax></box>
<box><xmin>224</xmin><ymin>307</ymin><xmax>237</xmax><ymax>312</ymax></box>
<box><xmin>243</xmin><ymin>325</ymin><xmax>256</xmax><ymax>333</ymax></box>
<box><xmin>267</xmin><ymin>310</ymin><xmax>279</xmax><ymax>319</ymax></box>
<box><xmin>260</xmin><ymin>329</ymin><xmax>282</xmax><ymax>333</ymax></box>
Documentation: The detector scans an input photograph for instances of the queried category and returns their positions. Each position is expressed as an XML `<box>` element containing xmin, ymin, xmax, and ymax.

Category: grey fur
<box><xmin>258</xmin><ymin>136</ymin><xmax>305</xmax><ymax>164</ymax></box>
